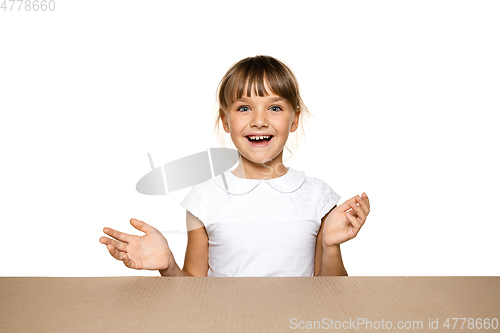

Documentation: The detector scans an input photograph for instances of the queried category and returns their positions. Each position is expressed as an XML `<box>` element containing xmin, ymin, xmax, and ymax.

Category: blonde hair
<box><xmin>214</xmin><ymin>55</ymin><xmax>310</xmax><ymax>158</ymax></box>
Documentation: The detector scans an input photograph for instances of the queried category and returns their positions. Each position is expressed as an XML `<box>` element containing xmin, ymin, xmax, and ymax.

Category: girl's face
<box><xmin>221</xmin><ymin>83</ymin><xmax>300</xmax><ymax>167</ymax></box>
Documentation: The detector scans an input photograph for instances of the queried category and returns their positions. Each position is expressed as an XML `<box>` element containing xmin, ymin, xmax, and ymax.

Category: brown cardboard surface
<box><xmin>0</xmin><ymin>277</ymin><xmax>499</xmax><ymax>332</ymax></box>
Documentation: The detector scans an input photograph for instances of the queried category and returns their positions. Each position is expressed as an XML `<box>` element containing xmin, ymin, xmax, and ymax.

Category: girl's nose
<box><xmin>250</xmin><ymin>108</ymin><xmax>269</xmax><ymax>128</ymax></box>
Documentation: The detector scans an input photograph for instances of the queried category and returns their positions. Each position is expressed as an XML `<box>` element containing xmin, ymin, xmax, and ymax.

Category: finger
<box><xmin>122</xmin><ymin>253</ymin><xmax>136</xmax><ymax>269</ymax></box>
<box><xmin>106</xmin><ymin>243</ymin><xmax>126</xmax><ymax>261</ymax></box>
<box><xmin>346</xmin><ymin>212</ymin><xmax>362</xmax><ymax>235</ymax></box>
<box><xmin>130</xmin><ymin>218</ymin><xmax>157</xmax><ymax>235</ymax></box>
<box><xmin>351</xmin><ymin>197</ymin><xmax>368</xmax><ymax>224</ymax></box>
<box><xmin>102</xmin><ymin>227</ymin><xmax>131</xmax><ymax>244</ymax></box>
<box><xmin>345</xmin><ymin>208</ymin><xmax>358</xmax><ymax>218</ymax></box>
<box><xmin>362</xmin><ymin>192</ymin><xmax>370</xmax><ymax>209</ymax></box>
<box><xmin>100</xmin><ymin>236</ymin><xmax>128</xmax><ymax>252</ymax></box>
<box><xmin>336</xmin><ymin>196</ymin><xmax>358</xmax><ymax>213</ymax></box>
<box><xmin>350</xmin><ymin>200</ymin><xmax>366</xmax><ymax>222</ymax></box>
<box><xmin>356</xmin><ymin>195</ymin><xmax>370</xmax><ymax>216</ymax></box>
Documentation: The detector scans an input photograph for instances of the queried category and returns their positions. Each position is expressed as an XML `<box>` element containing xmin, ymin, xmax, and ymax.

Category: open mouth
<box><xmin>246</xmin><ymin>135</ymin><xmax>273</xmax><ymax>143</ymax></box>
<box><xmin>246</xmin><ymin>135</ymin><xmax>274</xmax><ymax>147</ymax></box>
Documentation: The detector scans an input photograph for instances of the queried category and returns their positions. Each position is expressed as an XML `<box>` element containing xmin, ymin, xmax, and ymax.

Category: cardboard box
<box><xmin>1</xmin><ymin>277</ymin><xmax>499</xmax><ymax>332</ymax></box>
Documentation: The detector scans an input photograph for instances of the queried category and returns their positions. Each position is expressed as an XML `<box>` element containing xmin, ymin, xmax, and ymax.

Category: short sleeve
<box><xmin>180</xmin><ymin>183</ymin><xmax>207</xmax><ymax>225</ymax></box>
<box><xmin>319</xmin><ymin>181</ymin><xmax>341</xmax><ymax>219</ymax></box>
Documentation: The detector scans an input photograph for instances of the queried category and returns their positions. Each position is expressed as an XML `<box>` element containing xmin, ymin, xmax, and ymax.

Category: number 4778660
<box><xmin>1</xmin><ymin>0</ymin><xmax>56</xmax><ymax>11</ymax></box>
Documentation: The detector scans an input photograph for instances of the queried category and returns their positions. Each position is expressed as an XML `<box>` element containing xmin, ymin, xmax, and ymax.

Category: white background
<box><xmin>1</xmin><ymin>0</ymin><xmax>498</xmax><ymax>277</ymax></box>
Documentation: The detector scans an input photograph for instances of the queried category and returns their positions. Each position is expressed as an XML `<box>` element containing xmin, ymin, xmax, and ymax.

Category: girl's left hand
<box><xmin>323</xmin><ymin>193</ymin><xmax>370</xmax><ymax>247</ymax></box>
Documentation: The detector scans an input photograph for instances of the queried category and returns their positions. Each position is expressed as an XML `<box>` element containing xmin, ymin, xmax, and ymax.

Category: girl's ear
<box><xmin>221</xmin><ymin>113</ymin><xmax>230</xmax><ymax>133</ymax></box>
<box><xmin>290</xmin><ymin>110</ymin><xmax>300</xmax><ymax>133</ymax></box>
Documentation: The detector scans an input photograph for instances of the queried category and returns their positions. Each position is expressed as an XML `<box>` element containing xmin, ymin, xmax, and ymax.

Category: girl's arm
<box><xmin>159</xmin><ymin>210</ymin><xmax>209</xmax><ymax>277</ymax></box>
<box><xmin>314</xmin><ymin>206</ymin><xmax>348</xmax><ymax>276</ymax></box>
<box><xmin>315</xmin><ymin>193</ymin><xmax>370</xmax><ymax>276</ymax></box>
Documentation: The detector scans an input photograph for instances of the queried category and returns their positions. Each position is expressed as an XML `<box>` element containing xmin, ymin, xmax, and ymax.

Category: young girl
<box><xmin>99</xmin><ymin>55</ymin><xmax>370</xmax><ymax>277</ymax></box>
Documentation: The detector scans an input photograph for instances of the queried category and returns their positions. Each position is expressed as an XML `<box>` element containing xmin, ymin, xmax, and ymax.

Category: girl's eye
<box><xmin>237</xmin><ymin>105</ymin><xmax>250</xmax><ymax>112</ymax></box>
<box><xmin>236</xmin><ymin>105</ymin><xmax>283</xmax><ymax>112</ymax></box>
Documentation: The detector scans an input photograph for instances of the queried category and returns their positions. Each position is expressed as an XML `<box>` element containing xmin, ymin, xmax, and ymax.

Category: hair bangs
<box><xmin>221</xmin><ymin>58</ymin><xmax>299</xmax><ymax>110</ymax></box>
<box><xmin>223</xmin><ymin>68</ymin><xmax>275</xmax><ymax>108</ymax></box>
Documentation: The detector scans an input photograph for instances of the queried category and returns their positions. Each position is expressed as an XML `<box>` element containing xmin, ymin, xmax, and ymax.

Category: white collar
<box><xmin>214</xmin><ymin>167</ymin><xmax>306</xmax><ymax>195</ymax></box>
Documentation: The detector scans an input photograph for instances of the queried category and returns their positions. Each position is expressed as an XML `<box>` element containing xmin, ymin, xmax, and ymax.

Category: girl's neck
<box><xmin>231</xmin><ymin>152</ymin><xmax>288</xmax><ymax>180</ymax></box>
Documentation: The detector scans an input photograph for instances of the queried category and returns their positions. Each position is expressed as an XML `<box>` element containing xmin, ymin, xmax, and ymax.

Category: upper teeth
<box><xmin>248</xmin><ymin>135</ymin><xmax>271</xmax><ymax>140</ymax></box>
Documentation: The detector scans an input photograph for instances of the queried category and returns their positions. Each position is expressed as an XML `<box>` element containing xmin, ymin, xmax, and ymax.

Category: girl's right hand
<box><xmin>99</xmin><ymin>218</ymin><xmax>172</xmax><ymax>271</ymax></box>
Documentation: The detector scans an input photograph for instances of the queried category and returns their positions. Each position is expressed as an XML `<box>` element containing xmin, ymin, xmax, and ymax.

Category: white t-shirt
<box><xmin>180</xmin><ymin>167</ymin><xmax>340</xmax><ymax>277</ymax></box>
